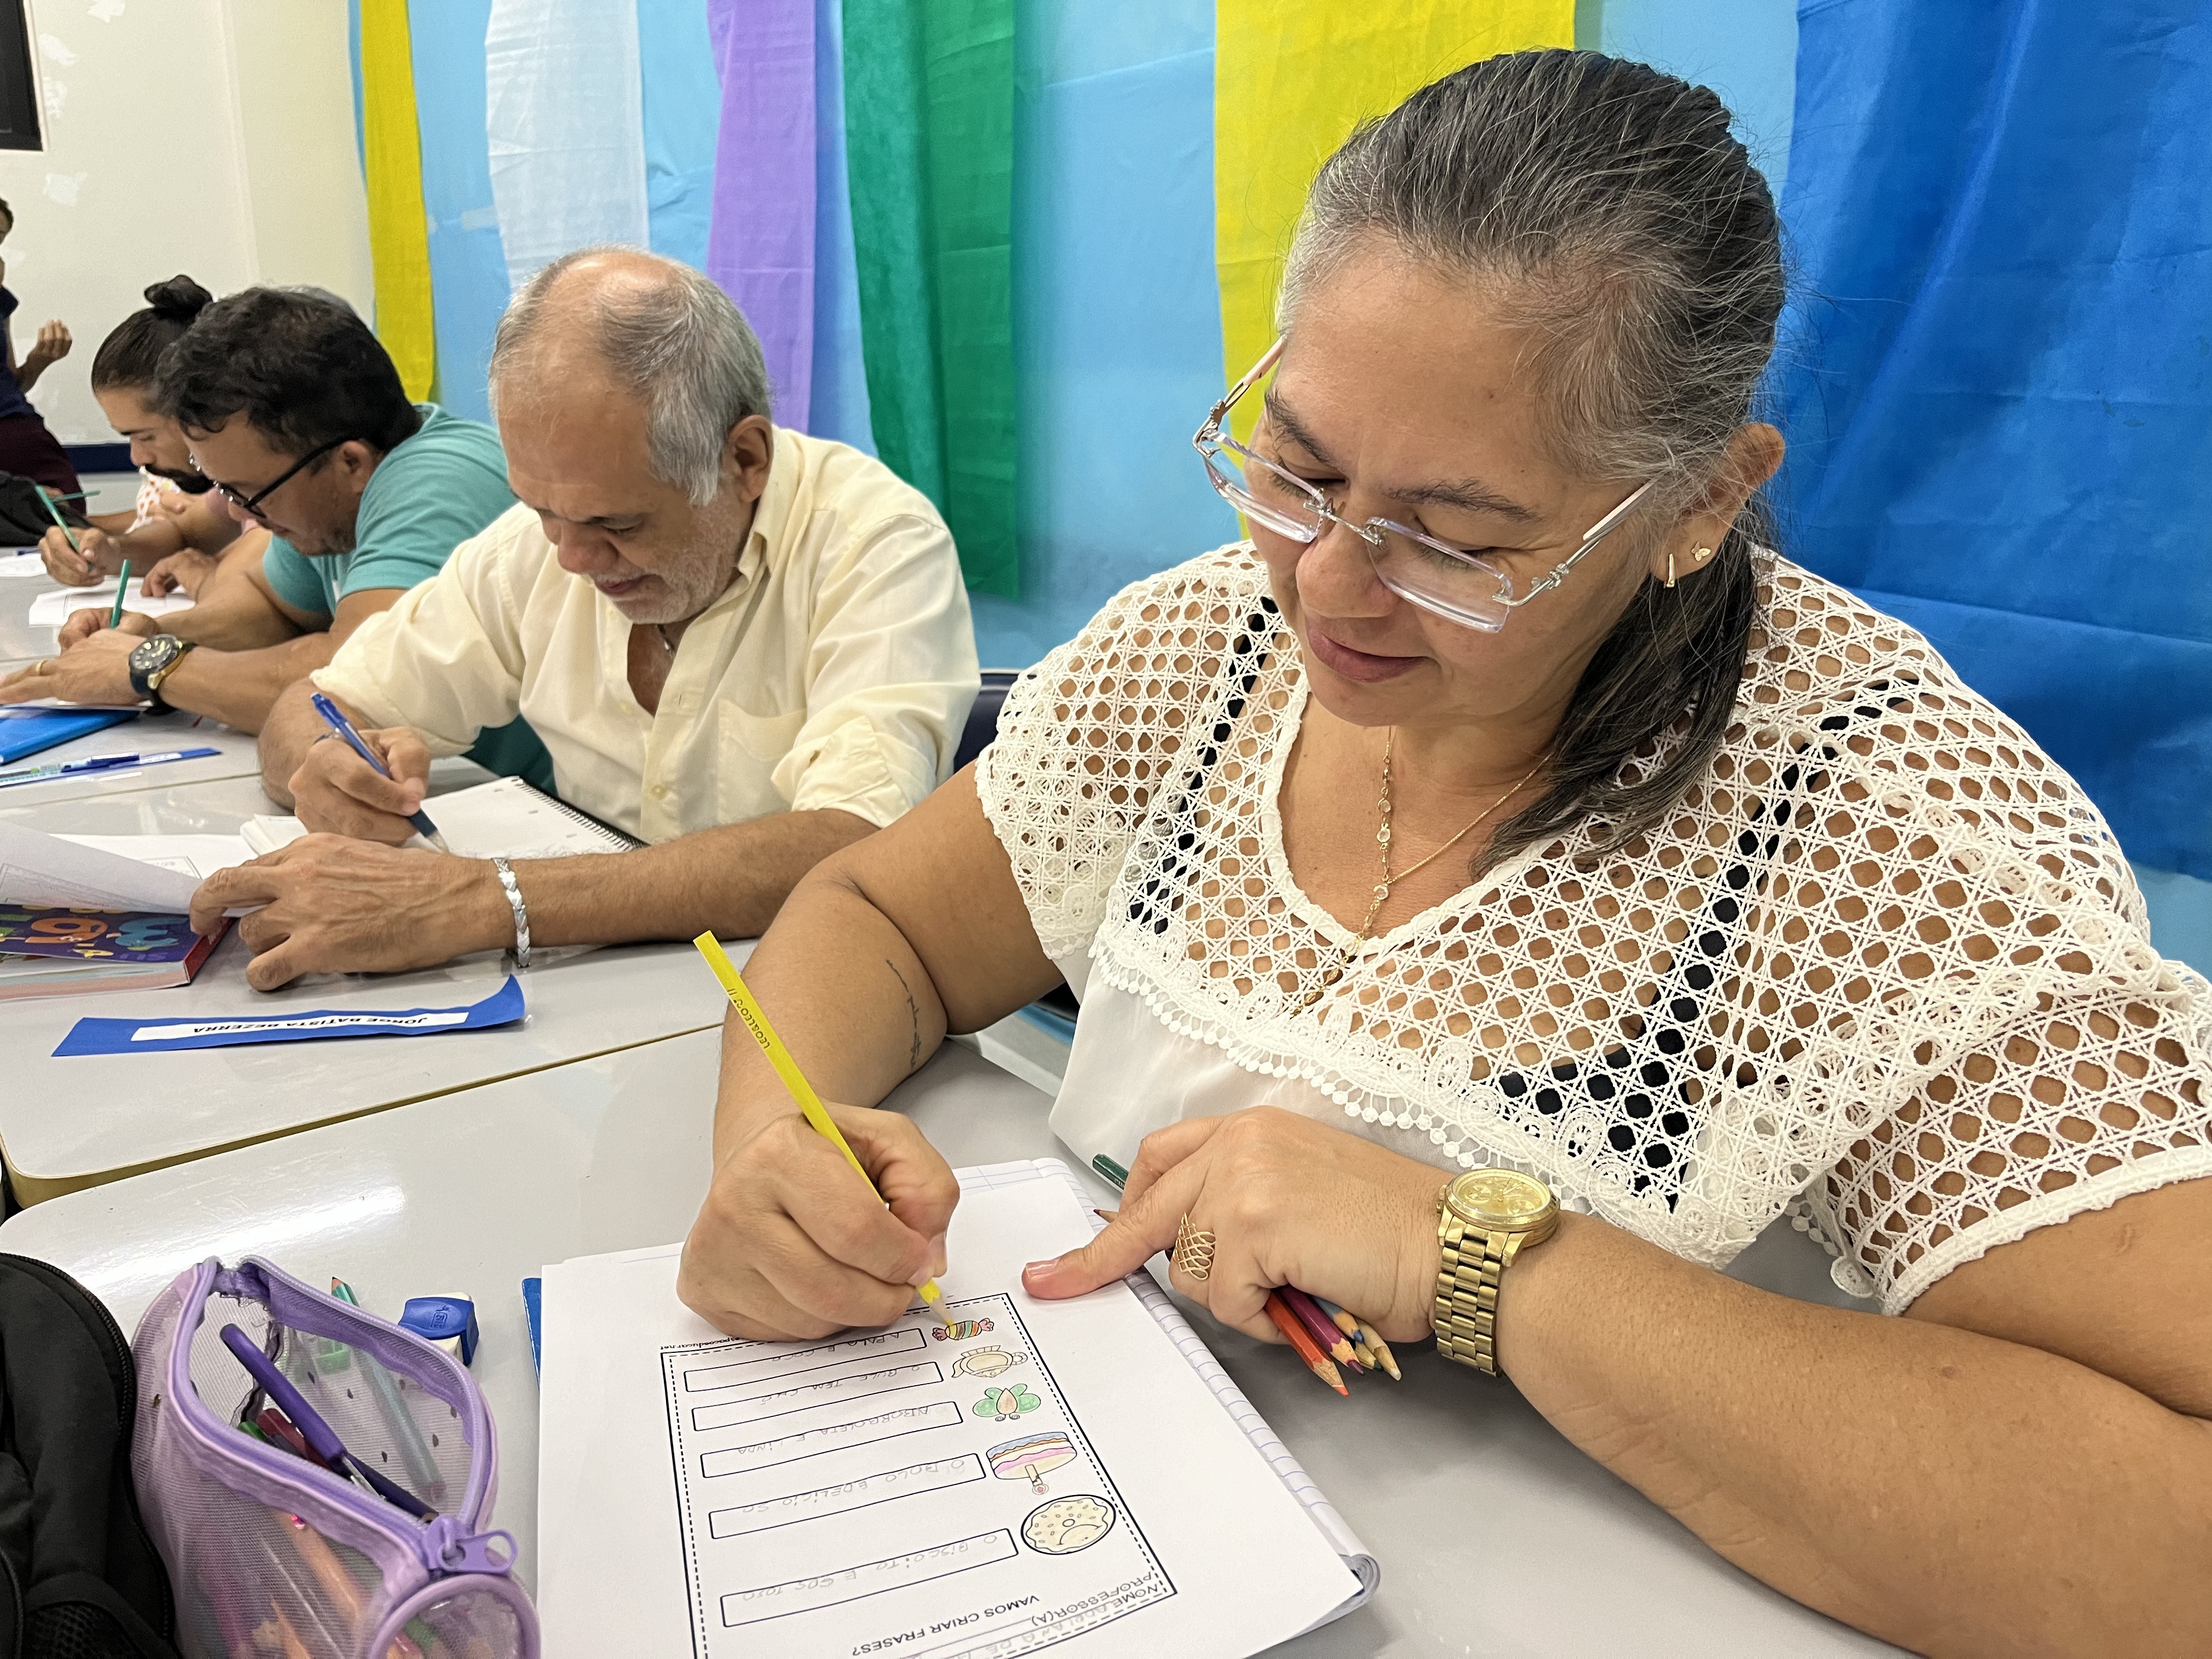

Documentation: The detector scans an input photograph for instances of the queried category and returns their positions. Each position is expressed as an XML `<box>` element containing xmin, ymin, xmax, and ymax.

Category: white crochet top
<box><xmin>974</xmin><ymin>546</ymin><xmax>2212</xmax><ymax>1313</ymax></box>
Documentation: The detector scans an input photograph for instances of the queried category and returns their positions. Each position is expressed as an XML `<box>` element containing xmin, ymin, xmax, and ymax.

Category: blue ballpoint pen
<box><xmin>0</xmin><ymin>746</ymin><xmax>219</xmax><ymax>788</ymax></box>
<box><xmin>309</xmin><ymin>691</ymin><xmax>452</xmax><ymax>851</ymax></box>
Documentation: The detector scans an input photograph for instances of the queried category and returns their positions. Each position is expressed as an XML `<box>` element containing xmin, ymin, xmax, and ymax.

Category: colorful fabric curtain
<box><xmin>1212</xmin><ymin>3</ymin><xmax>1575</xmax><ymax>439</ymax></box>
<box><xmin>357</xmin><ymin>0</ymin><xmax>437</xmax><ymax>400</ymax></box>
<box><xmin>405</xmin><ymin>0</ymin><xmax>508</xmax><ymax>424</ymax></box>
<box><xmin>485</xmin><ymin>0</ymin><xmax>651</xmax><ymax>294</ymax></box>
<box><xmin>843</xmin><ymin>0</ymin><xmax>1019</xmax><ymax>597</ymax></box>
<box><xmin>1771</xmin><ymin>0</ymin><xmax>2212</xmax><ymax>877</ymax></box>
<box><xmin>706</xmin><ymin>0</ymin><xmax>817</xmax><ymax>429</ymax></box>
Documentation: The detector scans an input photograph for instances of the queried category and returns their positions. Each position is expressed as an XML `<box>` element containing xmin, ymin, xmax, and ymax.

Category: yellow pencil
<box><xmin>692</xmin><ymin>933</ymin><xmax>951</xmax><ymax>1329</ymax></box>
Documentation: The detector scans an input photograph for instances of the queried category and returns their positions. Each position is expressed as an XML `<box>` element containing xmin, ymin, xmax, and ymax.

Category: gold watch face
<box><xmin>1446</xmin><ymin>1169</ymin><xmax>1554</xmax><ymax>1229</ymax></box>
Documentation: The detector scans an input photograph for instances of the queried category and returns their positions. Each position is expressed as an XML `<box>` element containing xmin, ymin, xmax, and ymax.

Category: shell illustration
<box><xmin>950</xmin><ymin>1345</ymin><xmax>1026</xmax><ymax>1379</ymax></box>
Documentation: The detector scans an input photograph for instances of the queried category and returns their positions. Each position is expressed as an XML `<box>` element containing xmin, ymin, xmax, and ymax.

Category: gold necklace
<box><xmin>1353</xmin><ymin>729</ymin><xmax>1549</xmax><ymax>942</ymax></box>
<box><xmin>1294</xmin><ymin>733</ymin><xmax>1545</xmax><ymax>1014</ymax></box>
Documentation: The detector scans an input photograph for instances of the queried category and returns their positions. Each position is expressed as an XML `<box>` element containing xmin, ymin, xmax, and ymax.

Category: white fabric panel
<box><xmin>484</xmin><ymin>0</ymin><xmax>651</xmax><ymax>294</ymax></box>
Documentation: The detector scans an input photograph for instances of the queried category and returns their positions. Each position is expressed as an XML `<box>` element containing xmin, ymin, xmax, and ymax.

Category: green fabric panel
<box><xmin>842</xmin><ymin>0</ymin><xmax>1018</xmax><ymax>597</ymax></box>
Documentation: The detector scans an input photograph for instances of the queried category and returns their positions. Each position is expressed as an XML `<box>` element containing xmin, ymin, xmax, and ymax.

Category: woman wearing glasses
<box><xmin>681</xmin><ymin>50</ymin><xmax>2211</xmax><ymax>1653</ymax></box>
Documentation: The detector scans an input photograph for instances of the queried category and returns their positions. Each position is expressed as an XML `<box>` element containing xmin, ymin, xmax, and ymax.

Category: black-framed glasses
<box><xmin>197</xmin><ymin>433</ymin><xmax>351</xmax><ymax>520</ymax></box>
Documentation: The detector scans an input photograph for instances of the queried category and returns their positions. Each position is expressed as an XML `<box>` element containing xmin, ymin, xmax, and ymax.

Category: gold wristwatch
<box><xmin>1432</xmin><ymin>1167</ymin><xmax>1559</xmax><ymax>1375</ymax></box>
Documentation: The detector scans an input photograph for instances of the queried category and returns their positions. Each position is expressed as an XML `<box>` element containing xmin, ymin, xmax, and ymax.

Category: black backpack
<box><xmin>0</xmin><ymin>473</ymin><xmax>88</xmax><ymax>548</ymax></box>
<box><xmin>0</xmin><ymin>1255</ymin><xmax>178</xmax><ymax>1659</ymax></box>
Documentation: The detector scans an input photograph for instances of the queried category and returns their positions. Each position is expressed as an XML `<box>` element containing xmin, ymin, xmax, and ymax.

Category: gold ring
<box><xmin>1172</xmin><ymin>1213</ymin><xmax>1216</xmax><ymax>1283</ymax></box>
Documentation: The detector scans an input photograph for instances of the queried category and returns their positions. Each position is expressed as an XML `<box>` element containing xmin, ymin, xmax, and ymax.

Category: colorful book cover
<box><xmin>0</xmin><ymin>906</ymin><xmax>204</xmax><ymax>962</ymax></box>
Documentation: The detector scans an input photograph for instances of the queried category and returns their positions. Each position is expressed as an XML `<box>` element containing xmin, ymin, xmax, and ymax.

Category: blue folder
<box><xmin>0</xmin><ymin>707</ymin><xmax>138</xmax><ymax>764</ymax></box>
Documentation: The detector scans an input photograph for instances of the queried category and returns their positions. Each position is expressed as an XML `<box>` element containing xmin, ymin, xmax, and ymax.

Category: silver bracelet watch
<box><xmin>490</xmin><ymin>856</ymin><xmax>531</xmax><ymax>969</ymax></box>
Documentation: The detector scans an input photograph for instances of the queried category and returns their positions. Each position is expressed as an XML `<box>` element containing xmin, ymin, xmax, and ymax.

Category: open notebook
<box><xmin>244</xmin><ymin>776</ymin><xmax>640</xmax><ymax>859</ymax></box>
<box><xmin>537</xmin><ymin>1158</ymin><xmax>1375</xmax><ymax>1659</ymax></box>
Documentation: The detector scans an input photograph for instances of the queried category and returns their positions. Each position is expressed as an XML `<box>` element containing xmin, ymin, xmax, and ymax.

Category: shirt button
<box><xmin>651</xmin><ymin>783</ymin><xmax>671</xmax><ymax>800</ymax></box>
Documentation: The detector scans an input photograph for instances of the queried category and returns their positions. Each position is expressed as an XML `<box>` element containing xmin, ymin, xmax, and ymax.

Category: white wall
<box><xmin>0</xmin><ymin>0</ymin><xmax>370</xmax><ymax>446</ymax></box>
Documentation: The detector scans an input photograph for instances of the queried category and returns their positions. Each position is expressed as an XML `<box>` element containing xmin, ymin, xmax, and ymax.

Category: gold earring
<box><xmin>1665</xmin><ymin>549</ymin><xmax>1676</xmax><ymax>588</ymax></box>
<box><xmin>1693</xmin><ymin>545</ymin><xmax>1713</xmax><ymax>564</ymax></box>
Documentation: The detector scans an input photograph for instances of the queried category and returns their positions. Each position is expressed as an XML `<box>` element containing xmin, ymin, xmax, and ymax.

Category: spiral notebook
<box><xmin>243</xmin><ymin>776</ymin><xmax>641</xmax><ymax>860</ymax></box>
<box><xmin>537</xmin><ymin>1158</ymin><xmax>1375</xmax><ymax>1659</ymax></box>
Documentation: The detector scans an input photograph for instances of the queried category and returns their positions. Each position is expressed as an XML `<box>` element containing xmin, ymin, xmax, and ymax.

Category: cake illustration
<box><xmin>985</xmin><ymin>1431</ymin><xmax>1077</xmax><ymax>1494</ymax></box>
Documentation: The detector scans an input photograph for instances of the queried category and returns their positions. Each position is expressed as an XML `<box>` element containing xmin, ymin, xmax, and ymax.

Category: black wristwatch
<box><xmin>127</xmin><ymin>634</ymin><xmax>196</xmax><ymax>712</ymax></box>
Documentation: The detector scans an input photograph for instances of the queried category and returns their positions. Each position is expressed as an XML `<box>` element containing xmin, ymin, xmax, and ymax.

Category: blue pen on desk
<box><xmin>218</xmin><ymin>1323</ymin><xmax>438</xmax><ymax>1521</ymax></box>
<box><xmin>309</xmin><ymin>691</ymin><xmax>451</xmax><ymax>852</ymax></box>
<box><xmin>0</xmin><ymin>746</ymin><xmax>218</xmax><ymax>789</ymax></box>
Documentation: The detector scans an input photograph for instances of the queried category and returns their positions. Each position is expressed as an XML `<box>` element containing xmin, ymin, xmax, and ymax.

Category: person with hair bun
<box><xmin>37</xmin><ymin>274</ymin><xmax>251</xmax><ymax>600</ymax></box>
<box><xmin>677</xmin><ymin>50</ymin><xmax>2212</xmax><ymax>1653</ymax></box>
<box><xmin>0</xmin><ymin>198</ymin><xmax>80</xmax><ymax>502</ymax></box>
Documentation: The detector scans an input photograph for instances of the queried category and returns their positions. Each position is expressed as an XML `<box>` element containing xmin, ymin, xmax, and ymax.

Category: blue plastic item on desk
<box><xmin>0</xmin><ymin>706</ymin><xmax>136</xmax><ymax>764</ymax></box>
<box><xmin>399</xmin><ymin>1295</ymin><xmax>480</xmax><ymax>1367</ymax></box>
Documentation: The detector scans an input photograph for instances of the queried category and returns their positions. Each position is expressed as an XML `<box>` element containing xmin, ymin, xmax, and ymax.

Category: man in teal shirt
<box><xmin>0</xmin><ymin>286</ymin><xmax>550</xmax><ymax>787</ymax></box>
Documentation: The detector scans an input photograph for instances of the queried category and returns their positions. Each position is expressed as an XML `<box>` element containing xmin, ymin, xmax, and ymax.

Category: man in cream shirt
<box><xmin>190</xmin><ymin>247</ymin><xmax>978</xmax><ymax>990</ymax></box>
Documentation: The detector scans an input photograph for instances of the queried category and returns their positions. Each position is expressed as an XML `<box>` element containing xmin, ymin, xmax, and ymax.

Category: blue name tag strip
<box><xmin>54</xmin><ymin>974</ymin><xmax>525</xmax><ymax>1057</ymax></box>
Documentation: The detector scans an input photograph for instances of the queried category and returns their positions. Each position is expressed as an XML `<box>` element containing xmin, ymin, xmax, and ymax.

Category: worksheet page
<box><xmin>538</xmin><ymin>1166</ymin><xmax>1358</xmax><ymax>1659</ymax></box>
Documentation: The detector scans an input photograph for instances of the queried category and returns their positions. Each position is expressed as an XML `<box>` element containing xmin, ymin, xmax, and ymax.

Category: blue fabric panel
<box><xmin>971</xmin><ymin>1</ymin><xmax>1235</xmax><ymax>670</ymax></box>
<box><xmin>808</xmin><ymin>0</ymin><xmax>874</xmax><ymax>452</ymax></box>
<box><xmin>407</xmin><ymin>0</ymin><xmax>510</xmax><ymax>424</ymax></box>
<box><xmin>1770</xmin><ymin>1</ymin><xmax>2212</xmax><ymax>877</ymax></box>
<box><xmin>1854</xmin><ymin>586</ymin><xmax>2212</xmax><ymax>878</ymax></box>
<box><xmin>639</xmin><ymin>0</ymin><xmax>720</xmax><ymax>270</ymax></box>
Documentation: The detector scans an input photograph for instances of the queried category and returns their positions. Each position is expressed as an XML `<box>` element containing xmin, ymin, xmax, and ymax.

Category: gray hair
<box><xmin>489</xmin><ymin>247</ymin><xmax>772</xmax><ymax>505</ymax></box>
<box><xmin>1280</xmin><ymin>49</ymin><xmax>1785</xmax><ymax>868</ymax></box>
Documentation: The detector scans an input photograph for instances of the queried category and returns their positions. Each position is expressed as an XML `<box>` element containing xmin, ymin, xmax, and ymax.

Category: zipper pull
<box><xmin>415</xmin><ymin>1514</ymin><xmax>517</xmax><ymax>1577</ymax></box>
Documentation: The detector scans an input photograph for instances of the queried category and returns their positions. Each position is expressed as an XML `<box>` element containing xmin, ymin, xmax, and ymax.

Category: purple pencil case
<box><xmin>131</xmin><ymin>1256</ymin><xmax>538</xmax><ymax>1659</ymax></box>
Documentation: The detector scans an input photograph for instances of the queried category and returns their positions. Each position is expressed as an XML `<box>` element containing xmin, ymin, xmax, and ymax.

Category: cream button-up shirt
<box><xmin>312</xmin><ymin>428</ymin><xmax>979</xmax><ymax>843</ymax></box>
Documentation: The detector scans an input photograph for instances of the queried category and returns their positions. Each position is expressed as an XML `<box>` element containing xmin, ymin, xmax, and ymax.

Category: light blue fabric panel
<box><xmin>348</xmin><ymin>1</ymin><xmax>365</xmax><ymax>167</ymax></box>
<box><xmin>1582</xmin><ymin>0</ymin><xmax>1798</xmax><ymax>193</ymax></box>
<box><xmin>408</xmin><ymin>0</ymin><xmax>510</xmax><ymax>423</ymax></box>
<box><xmin>970</xmin><ymin>0</ymin><xmax>1235</xmax><ymax>669</ymax></box>
<box><xmin>638</xmin><ymin>0</ymin><xmax>719</xmax><ymax>270</ymax></box>
<box><xmin>2134</xmin><ymin>865</ymin><xmax>2212</xmax><ymax>978</ymax></box>
<box><xmin>485</xmin><ymin>0</ymin><xmax>651</xmax><ymax>292</ymax></box>
<box><xmin>808</xmin><ymin>0</ymin><xmax>873</xmax><ymax>453</ymax></box>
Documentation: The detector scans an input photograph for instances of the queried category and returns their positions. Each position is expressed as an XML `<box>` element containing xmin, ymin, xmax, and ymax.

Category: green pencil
<box><xmin>32</xmin><ymin>484</ymin><xmax>79</xmax><ymax>554</ymax></box>
<box><xmin>109</xmin><ymin>561</ymin><xmax>131</xmax><ymax>628</ymax></box>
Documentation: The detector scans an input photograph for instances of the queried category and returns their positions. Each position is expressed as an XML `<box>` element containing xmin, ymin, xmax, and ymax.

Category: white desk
<box><xmin>1</xmin><ymin>765</ymin><xmax>722</xmax><ymax>1201</ymax></box>
<box><xmin>0</xmin><ymin>712</ymin><xmax>261</xmax><ymax>803</ymax></box>
<box><xmin>1</xmin><ymin>747</ymin><xmax>488</xmax><ymax>820</ymax></box>
<box><xmin>0</xmin><ymin>556</ymin><xmax>56</xmax><ymax>665</ymax></box>
<box><xmin>0</xmin><ymin>1032</ymin><xmax>1897</xmax><ymax>1655</ymax></box>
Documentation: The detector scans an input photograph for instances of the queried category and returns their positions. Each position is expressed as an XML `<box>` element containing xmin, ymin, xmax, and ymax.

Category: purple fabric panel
<box><xmin>706</xmin><ymin>0</ymin><xmax>817</xmax><ymax>430</ymax></box>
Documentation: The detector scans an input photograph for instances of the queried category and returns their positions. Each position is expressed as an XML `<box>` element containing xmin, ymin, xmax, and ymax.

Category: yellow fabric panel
<box><xmin>1214</xmin><ymin>3</ymin><xmax>1573</xmax><ymax>437</ymax></box>
<box><xmin>358</xmin><ymin>0</ymin><xmax>437</xmax><ymax>400</ymax></box>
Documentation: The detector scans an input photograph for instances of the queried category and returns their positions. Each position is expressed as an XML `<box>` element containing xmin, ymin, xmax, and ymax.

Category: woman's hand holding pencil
<box><xmin>1026</xmin><ymin>1106</ymin><xmax>1449</xmax><ymax>1384</ymax></box>
<box><xmin>678</xmin><ymin>937</ymin><xmax>960</xmax><ymax>1342</ymax></box>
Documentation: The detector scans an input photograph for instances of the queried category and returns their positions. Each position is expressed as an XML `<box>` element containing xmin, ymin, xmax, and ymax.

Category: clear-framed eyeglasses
<box><xmin>1193</xmin><ymin>337</ymin><xmax>1654</xmax><ymax>634</ymax></box>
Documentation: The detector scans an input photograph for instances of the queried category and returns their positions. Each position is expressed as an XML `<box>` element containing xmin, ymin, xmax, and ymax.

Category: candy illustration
<box><xmin>972</xmin><ymin>1385</ymin><xmax>1041</xmax><ymax>1421</ymax></box>
<box><xmin>931</xmin><ymin>1319</ymin><xmax>994</xmax><ymax>1342</ymax></box>
<box><xmin>1021</xmin><ymin>1496</ymin><xmax>1116</xmax><ymax>1555</ymax></box>
<box><xmin>950</xmin><ymin>1346</ymin><xmax>1026</xmax><ymax>1379</ymax></box>
<box><xmin>986</xmin><ymin>1432</ymin><xmax>1077</xmax><ymax>1494</ymax></box>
